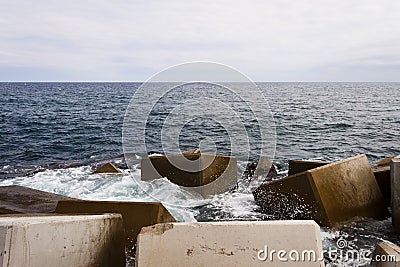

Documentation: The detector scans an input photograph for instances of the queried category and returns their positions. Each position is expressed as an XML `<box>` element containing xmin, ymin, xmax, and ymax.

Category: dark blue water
<box><xmin>1</xmin><ymin>82</ymin><xmax>399</xmax><ymax>174</ymax></box>
<box><xmin>1</xmin><ymin>82</ymin><xmax>400</xmax><ymax>266</ymax></box>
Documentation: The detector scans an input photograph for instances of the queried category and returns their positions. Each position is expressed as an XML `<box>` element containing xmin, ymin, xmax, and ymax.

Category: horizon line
<box><xmin>1</xmin><ymin>80</ymin><xmax>400</xmax><ymax>83</ymax></box>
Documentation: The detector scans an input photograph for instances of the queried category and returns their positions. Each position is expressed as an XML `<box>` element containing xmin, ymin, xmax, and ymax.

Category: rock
<box><xmin>370</xmin><ymin>241</ymin><xmax>400</xmax><ymax>266</ymax></box>
<box><xmin>253</xmin><ymin>154</ymin><xmax>388</xmax><ymax>227</ymax></box>
<box><xmin>136</xmin><ymin>220</ymin><xmax>324</xmax><ymax>267</ymax></box>
<box><xmin>288</xmin><ymin>160</ymin><xmax>330</xmax><ymax>176</ymax></box>
<box><xmin>242</xmin><ymin>157</ymin><xmax>277</xmax><ymax>186</ymax></box>
<box><xmin>391</xmin><ymin>156</ymin><xmax>400</xmax><ymax>232</ymax></box>
<box><xmin>141</xmin><ymin>152</ymin><xmax>237</xmax><ymax>197</ymax></box>
<box><xmin>0</xmin><ymin>214</ymin><xmax>125</xmax><ymax>266</ymax></box>
<box><xmin>0</xmin><ymin>185</ymin><xmax>74</xmax><ymax>214</ymax></box>
<box><xmin>377</xmin><ymin>155</ymin><xmax>400</xmax><ymax>167</ymax></box>
<box><xmin>92</xmin><ymin>162</ymin><xmax>122</xmax><ymax>174</ymax></box>
<box><xmin>55</xmin><ymin>200</ymin><xmax>176</xmax><ymax>264</ymax></box>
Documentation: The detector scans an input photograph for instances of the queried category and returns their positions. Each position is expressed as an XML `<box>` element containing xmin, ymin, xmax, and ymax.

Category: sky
<box><xmin>1</xmin><ymin>0</ymin><xmax>399</xmax><ymax>81</ymax></box>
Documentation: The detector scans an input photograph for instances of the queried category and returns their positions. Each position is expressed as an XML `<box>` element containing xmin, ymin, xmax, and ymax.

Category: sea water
<box><xmin>1</xmin><ymin>82</ymin><xmax>400</xmax><ymax>266</ymax></box>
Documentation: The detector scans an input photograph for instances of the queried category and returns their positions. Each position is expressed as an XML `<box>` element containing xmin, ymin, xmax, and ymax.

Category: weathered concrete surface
<box><xmin>0</xmin><ymin>185</ymin><xmax>73</xmax><ymax>214</ymax></box>
<box><xmin>391</xmin><ymin>156</ymin><xmax>400</xmax><ymax>232</ymax></box>
<box><xmin>141</xmin><ymin>152</ymin><xmax>237</xmax><ymax>196</ymax></box>
<box><xmin>182</xmin><ymin>148</ymin><xmax>201</xmax><ymax>155</ymax></box>
<box><xmin>56</xmin><ymin>200</ymin><xmax>176</xmax><ymax>263</ymax></box>
<box><xmin>288</xmin><ymin>160</ymin><xmax>330</xmax><ymax>176</ymax></box>
<box><xmin>136</xmin><ymin>220</ymin><xmax>324</xmax><ymax>267</ymax></box>
<box><xmin>92</xmin><ymin>162</ymin><xmax>123</xmax><ymax>174</ymax></box>
<box><xmin>377</xmin><ymin>156</ymin><xmax>400</xmax><ymax>167</ymax></box>
<box><xmin>288</xmin><ymin>159</ymin><xmax>392</xmax><ymax>206</ymax></box>
<box><xmin>370</xmin><ymin>241</ymin><xmax>400</xmax><ymax>266</ymax></box>
<box><xmin>253</xmin><ymin>154</ymin><xmax>388</xmax><ymax>227</ymax></box>
<box><xmin>0</xmin><ymin>214</ymin><xmax>125</xmax><ymax>267</ymax></box>
<box><xmin>372</xmin><ymin>165</ymin><xmax>391</xmax><ymax>206</ymax></box>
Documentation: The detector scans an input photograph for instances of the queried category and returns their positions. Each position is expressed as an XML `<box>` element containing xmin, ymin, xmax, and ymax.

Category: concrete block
<box><xmin>0</xmin><ymin>185</ymin><xmax>73</xmax><ymax>214</ymax></box>
<box><xmin>136</xmin><ymin>220</ymin><xmax>324</xmax><ymax>267</ymax></box>
<box><xmin>377</xmin><ymin>156</ymin><xmax>400</xmax><ymax>167</ymax></box>
<box><xmin>141</xmin><ymin>153</ymin><xmax>237</xmax><ymax>196</ymax></box>
<box><xmin>182</xmin><ymin>148</ymin><xmax>201</xmax><ymax>154</ymax></box>
<box><xmin>92</xmin><ymin>162</ymin><xmax>122</xmax><ymax>174</ymax></box>
<box><xmin>55</xmin><ymin>200</ymin><xmax>176</xmax><ymax>263</ymax></box>
<box><xmin>253</xmin><ymin>154</ymin><xmax>388</xmax><ymax>227</ymax></box>
<box><xmin>288</xmin><ymin>160</ymin><xmax>330</xmax><ymax>176</ymax></box>
<box><xmin>0</xmin><ymin>214</ymin><xmax>125</xmax><ymax>267</ymax></box>
<box><xmin>391</xmin><ymin>156</ymin><xmax>400</xmax><ymax>231</ymax></box>
<box><xmin>372</xmin><ymin>165</ymin><xmax>391</xmax><ymax>206</ymax></box>
<box><xmin>370</xmin><ymin>241</ymin><xmax>400</xmax><ymax>266</ymax></box>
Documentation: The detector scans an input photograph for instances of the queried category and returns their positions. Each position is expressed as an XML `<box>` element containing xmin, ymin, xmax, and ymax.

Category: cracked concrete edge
<box><xmin>139</xmin><ymin>223</ymin><xmax>174</xmax><ymax>235</ymax></box>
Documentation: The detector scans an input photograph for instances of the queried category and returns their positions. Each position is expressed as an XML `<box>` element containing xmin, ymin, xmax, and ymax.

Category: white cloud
<box><xmin>0</xmin><ymin>0</ymin><xmax>399</xmax><ymax>81</ymax></box>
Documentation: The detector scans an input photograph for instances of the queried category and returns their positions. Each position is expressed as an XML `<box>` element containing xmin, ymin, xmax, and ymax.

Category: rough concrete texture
<box><xmin>253</xmin><ymin>154</ymin><xmax>388</xmax><ymax>227</ymax></box>
<box><xmin>182</xmin><ymin>148</ymin><xmax>201</xmax><ymax>154</ymax></box>
<box><xmin>0</xmin><ymin>185</ymin><xmax>73</xmax><ymax>214</ymax></box>
<box><xmin>136</xmin><ymin>220</ymin><xmax>324</xmax><ymax>267</ymax></box>
<box><xmin>92</xmin><ymin>162</ymin><xmax>123</xmax><ymax>174</ymax></box>
<box><xmin>370</xmin><ymin>241</ymin><xmax>400</xmax><ymax>266</ymax></box>
<box><xmin>288</xmin><ymin>160</ymin><xmax>330</xmax><ymax>176</ymax></box>
<box><xmin>55</xmin><ymin>200</ymin><xmax>176</xmax><ymax>263</ymax></box>
<box><xmin>141</xmin><ymin>153</ymin><xmax>237</xmax><ymax>196</ymax></box>
<box><xmin>0</xmin><ymin>214</ymin><xmax>125</xmax><ymax>267</ymax></box>
<box><xmin>391</xmin><ymin>156</ymin><xmax>400</xmax><ymax>232</ymax></box>
<box><xmin>377</xmin><ymin>156</ymin><xmax>400</xmax><ymax>167</ymax></box>
<box><xmin>288</xmin><ymin>159</ymin><xmax>391</xmax><ymax>206</ymax></box>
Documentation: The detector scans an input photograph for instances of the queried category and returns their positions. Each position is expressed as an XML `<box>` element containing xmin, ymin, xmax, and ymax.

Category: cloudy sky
<box><xmin>1</xmin><ymin>0</ymin><xmax>399</xmax><ymax>81</ymax></box>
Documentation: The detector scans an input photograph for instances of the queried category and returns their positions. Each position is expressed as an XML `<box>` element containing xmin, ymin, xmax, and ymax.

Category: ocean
<box><xmin>1</xmin><ymin>82</ymin><xmax>400</xmax><ymax>266</ymax></box>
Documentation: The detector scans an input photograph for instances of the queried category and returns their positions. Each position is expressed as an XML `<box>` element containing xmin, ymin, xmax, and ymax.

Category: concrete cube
<box><xmin>0</xmin><ymin>185</ymin><xmax>73</xmax><ymax>214</ymax></box>
<box><xmin>288</xmin><ymin>159</ymin><xmax>392</xmax><ymax>206</ymax></box>
<box><xmin>391</xmin><ymin>156</ymin><xmax>400</xmax><ymax>231</ymax></box>
<box><xmin>0</xmin><ymin>214</ymin><xmax>125</xmax><ymax>267</ymax></box>
<box><xmin>372</xmin><ymin>165</ymin><xmax>391</xmax><ymax>206</ymax></box>
<box><xmin>253</xmin><ymin>154</ymin><xmax>388</xmax><ymax>227</ymax></box>
<box><xmin>55</xmin><ymin>200</ymin><xmax>176</xmax><ymax>263</ymax></box>
<box><xmin>141</xmin><ymin>153</ymin><xmax>237</xmax><ymax>196</ymax></box>
<box><xmin>92</xmin><ymin>162</ymin><xmax>123</xmax><ymax>174</ymax></box>
<box><xmin>136</xmin><ymin>220</ymin><xmax>324</xmax><ymax>267</ymax></box>
<box><xmin>288</xmin><ymin>160</ymin><xmax>330</xmax><ymax>176</ymax></box>
<box><xmin>370</xmin><ymin>241</ymin><xmax>400</xmax><ymax>266</ymax></box>
<box><xmin>377</xmin><ymin>156</ymin><xmax>400</xmax><ymax>167</ymax></box>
